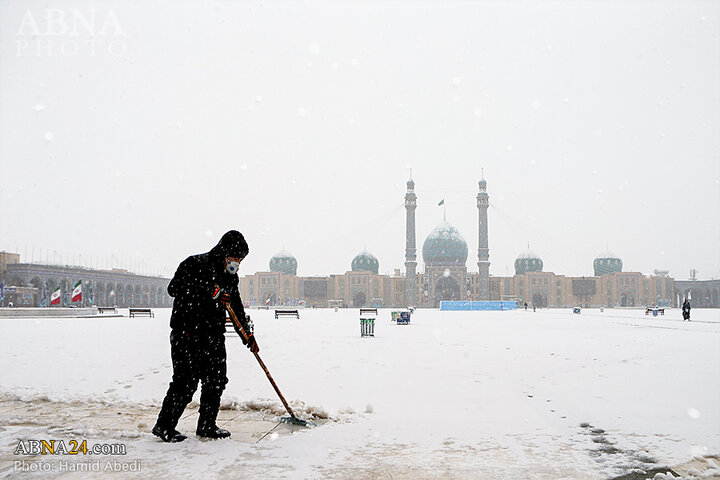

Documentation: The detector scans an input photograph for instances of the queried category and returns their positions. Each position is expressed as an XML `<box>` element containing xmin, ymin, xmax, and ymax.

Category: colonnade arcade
<box><xmin>3</xmin><ymin>263</ymin><xmax>171</xmax><ymax>308</ymax></box>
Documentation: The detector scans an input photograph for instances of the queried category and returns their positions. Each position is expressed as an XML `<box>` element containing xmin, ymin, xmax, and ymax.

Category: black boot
<box><xmin>197</xmin><ymin>381</ymin><xmax>228</xmax><ymax>439</ymax></box>
<box><xmin>152</xmin><ymin>424</ymin><xmax>187</xmax><ymax>443</ymax></box>
<box><xmin>196</xmin><ymin>425</ymin><xmax>231</xmax><ymax>439</ymax></box>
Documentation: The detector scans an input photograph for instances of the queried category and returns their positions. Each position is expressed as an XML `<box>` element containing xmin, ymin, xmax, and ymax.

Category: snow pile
<box><xmin>220</xmin><ymin>397</ymin><xmax>331</xmax><ymax>420</ymax></box>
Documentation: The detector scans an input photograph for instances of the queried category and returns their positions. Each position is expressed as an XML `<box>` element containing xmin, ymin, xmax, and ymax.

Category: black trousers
<box><xmin>156</xmin><ymin>330</ymin><xmax>228</xmax><ymax>431</ymax></box>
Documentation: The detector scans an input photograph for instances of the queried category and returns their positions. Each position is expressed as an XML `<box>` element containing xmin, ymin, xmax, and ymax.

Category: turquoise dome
<box><xmin>515</xmin><ymin>250</ymin><xmax>543</xmax><ymax>275</ymax></box>
<box><xmin>269</xmin><ymin>251</ymin><xmax>297</xmax><ymax>275</ymax></box>
<box><xmin>351</xmin><ymin>251</ymin><xmax>379</xmax><ymax>274</ymax></box>
<box><xmin>593</xmin><ymin>252</ymin><xmax>622</xmax><ymax>276</ymax></box>
<box><xmin>422</xmin><ymin>222</ymin><xmax>468</xmax><ymax>267</ymax></box>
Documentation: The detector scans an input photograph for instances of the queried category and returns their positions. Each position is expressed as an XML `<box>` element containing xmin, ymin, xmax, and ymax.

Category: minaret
<box><xmin>405</xmin><ymin>177</ymin><xmax>418</xmax><ymax>307</ymax></box>
<box><xmin>477</xmin><ymin>174</ymin><xmax>490</xmax><ymax>300</ymax></box>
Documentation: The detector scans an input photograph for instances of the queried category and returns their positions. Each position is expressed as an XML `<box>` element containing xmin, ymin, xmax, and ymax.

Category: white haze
<box><xmin>0</xmin><ymin>1</ymin><xmax>718</xmax><ymax>280</ymax></box>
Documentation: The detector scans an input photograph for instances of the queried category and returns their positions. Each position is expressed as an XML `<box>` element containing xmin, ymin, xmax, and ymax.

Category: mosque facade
<box><xmin>238</xmin><ymin>177</ymin><xmax>718</xmax><ymax>309</ymax></box>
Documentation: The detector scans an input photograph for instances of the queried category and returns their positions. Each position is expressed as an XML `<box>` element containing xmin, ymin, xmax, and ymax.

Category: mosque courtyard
<box><xmin>1</xmin><ymin>306</ymin><xmax>718</xmax><ymax>479</ymax></box>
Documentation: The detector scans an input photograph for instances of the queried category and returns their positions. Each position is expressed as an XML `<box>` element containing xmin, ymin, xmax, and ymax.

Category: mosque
<box><xmin>238</xmin><ymin>178</ymin><xmax>719</xmax><ymax>309</ymax></box>
<box><xmin>2</xmin><ymin>175</ymin><xmax>715</xmax><ymax>309</ymax></box>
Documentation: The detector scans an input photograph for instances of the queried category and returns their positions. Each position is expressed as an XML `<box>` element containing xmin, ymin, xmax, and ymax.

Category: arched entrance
<box><xmin>46</xmin><ymin>279</ymin><xmax>58</xmax><ymax>297</ymax></box>
<box><xmin>435</xmin><ymin>276</ymin><xmax>461</xmax><ymax>306</ymax></box>
<box><xmin>125</xmin><ymin>283</ymin><xmax>133</xmax><ymax>307</ymax></box>
<box><xmin>620</xmin><ymin>292</ymin><xmax>635</xmax><ymax>307</ymax></box>
<box><xmin>97</xmin><ymin>283</ymin><xmax>106</xmax><ymax>306</ymax></box>
<box><xmin>264</xmin><ymin>291</ymin><xmax>278</xmax><ymax>306</ymax></box>
<box><xmin>352</xmin><ymin>291</ymin><xmax>367</xmax><ymax>308</ymax></box>
<box><xmin>59</xmin><ymin>279</ymin><xmax>71</xmax><ymax>306</ymax></box>
<box><xmin>30</xmin><ymin>277</ymin><xmax>44</xmax><ymax>306</ymax></box>
<box><xmin>142</xmin><ymin>285</ymin><xmax>150</xmax><ymax>307</ymax></box>
<box><xmin>699</xmin><ymin>289</ymin><xmax>710</xmax><ymax>307</ymax></box>
<box><xmin>532</xmin><ymin>293</ymin><xmax>547</xmax><ymax>308</ymax></box>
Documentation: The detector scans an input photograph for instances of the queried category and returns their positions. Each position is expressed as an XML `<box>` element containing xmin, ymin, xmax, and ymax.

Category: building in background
<box><xmin>237</xmin><ymin>177</ymin><xmax>717</xmax><ymax>309</ymax></box>
<box><xmin>0</xmin><ymin>251</ymin><xmax>170</xmax><ymax>308</ymax></box>
<box><xmin>4</xmin><ymin>175</ymin><xmax>719</xmax><ymax>309</ymax></box>
<box><xmin>240</xmin><ymin>250</ymin><xmax>404</xmax><ymax>308</ymax></box>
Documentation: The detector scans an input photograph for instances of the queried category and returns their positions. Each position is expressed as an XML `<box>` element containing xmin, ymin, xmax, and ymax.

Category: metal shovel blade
<box><xmin>280</xmin><ymin>416</ymin><xmax>316</xmax><ymax>427</ymax></box>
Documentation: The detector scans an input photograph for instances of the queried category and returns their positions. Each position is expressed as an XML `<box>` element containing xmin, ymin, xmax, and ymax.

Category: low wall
<box><xmin>439</xmin><ymin>301</ymin><xmax>517</xmax><ymax>311</ymax></box>
<box><xmin>0</xmin><ymin>307</ymin><xmax>97</xmax><ymax>318</ymax></box>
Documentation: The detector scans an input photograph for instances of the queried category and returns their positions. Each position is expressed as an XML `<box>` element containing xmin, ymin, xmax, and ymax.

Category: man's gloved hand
<box><xmin>211</xmin><ymin>286</ymin><xmax>231</xmax><ymax>304</ymax></box>
<box><xmin>245</xmin><ymin>334</ymin><xmax>259</xmax><ymax>353</ymax></box>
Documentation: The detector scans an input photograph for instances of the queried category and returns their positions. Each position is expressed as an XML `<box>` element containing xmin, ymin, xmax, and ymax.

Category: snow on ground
<box><xmin>1</xmin><ymin>307</ymin><xmax>718</xmax><ymax>479</ymax></box>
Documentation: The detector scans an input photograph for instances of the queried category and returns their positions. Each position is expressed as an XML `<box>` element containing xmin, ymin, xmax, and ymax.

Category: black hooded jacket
<box><xmin>167</xmin><ymin>231</ymin><xmax>250</xmax><ymax>337</ymax></box>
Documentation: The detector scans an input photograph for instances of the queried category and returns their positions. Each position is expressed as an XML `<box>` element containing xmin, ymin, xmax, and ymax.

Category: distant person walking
<box><xmin>682</xmin><ymin>298</ymin><xmax>691</xmax><ymax>322</ymax></box>
<box><xmin>153</xmin><ymin>230</ymin><xmax>258</xmax><ymax>443</ymax></box>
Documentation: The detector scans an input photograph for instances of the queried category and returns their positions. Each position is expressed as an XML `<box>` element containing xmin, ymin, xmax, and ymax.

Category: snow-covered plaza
<box><xmin>1</xmin><ymin>307</ymin><xmax>718</xmax><ymax>479</ymax></box>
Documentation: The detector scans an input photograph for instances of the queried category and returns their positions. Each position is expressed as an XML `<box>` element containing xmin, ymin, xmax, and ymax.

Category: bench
<box><xmin>275</xmin><ymin>309</ymin><xmax>299</xmax><ymax>319</ymax></box>
<box><xmin>97</xmin><ymin>307</ymin><xmax>116</xmax><ymax>314</ymax></box>
<box><xmin>645</xmin><ymin>307</ymin><xmax>665</xmax><ymax>316</ymax></box>
<box><xmin>360</xmin><ymin>308</ymin><xmax>378</xmax><ymax>316</ymax></box>
<box><xmin>129</xmin><ymin>308</ymin><xmax>154</xmax><ymax>318</ymax></box>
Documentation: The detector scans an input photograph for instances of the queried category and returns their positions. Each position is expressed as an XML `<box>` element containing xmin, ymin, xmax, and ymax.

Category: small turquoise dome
<box><xmin>269</xmin><ymin>251</ymin><xmax>297</xmax><ymax>275</ymax></box>
<box><xmin>351</xmin><ymin>251</ymin><xmax>379</xmax><ymax>274</ymax></box>
<box><xmin>422</xmin><ymin>222</ymin><xmax>468</xmax><ymax>267</ymax></box>
<box><xmin>515</xmin><ymin>250</ymin><xmax>543</xmax><ymax>275</ymax></box>
<box><xmin>593</xmin><ymin>252</ymin><xmax>622</xmax><ymax>276</ymax></box>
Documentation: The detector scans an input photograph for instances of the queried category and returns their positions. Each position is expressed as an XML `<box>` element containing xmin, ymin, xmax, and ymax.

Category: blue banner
<box><xmin>439</xmin><ymin>301</ymin><xmax>517</xmax><ymax>311</ymax></box>
<box><xmin>40</xmin><ymin>285</ymin><xmax>47</xmax><ymax>307</ymax></box>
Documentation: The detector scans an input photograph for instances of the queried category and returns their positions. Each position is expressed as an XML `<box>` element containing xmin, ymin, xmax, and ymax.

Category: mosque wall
<box><xmin>239</xmin><ymin>269</ymin><xmax>699</xmax><ymax>309</ymax></box>
<box><xmin>481</xmin><ymin>271</ymin><xmax>678</xmax><ymax>308</ymax></box>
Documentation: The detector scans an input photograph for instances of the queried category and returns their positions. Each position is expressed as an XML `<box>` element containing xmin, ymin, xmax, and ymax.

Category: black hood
<box><xmin>209</xmin><ymin>230</ymin><xmax>249</xmax><ymax>259</ymax></box>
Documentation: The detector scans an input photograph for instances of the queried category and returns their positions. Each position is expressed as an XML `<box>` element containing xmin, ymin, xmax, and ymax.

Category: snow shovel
<box><xmin>224</xmin><ymin>303</ymin><xmax>313</xmax><ymax>427</ymax></box>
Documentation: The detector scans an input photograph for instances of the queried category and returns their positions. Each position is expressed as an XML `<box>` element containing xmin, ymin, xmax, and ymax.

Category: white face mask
<box><xmin>226</xmin><ymin>260</ymin><xmax>240</xmax><ymax>274</ymax></box>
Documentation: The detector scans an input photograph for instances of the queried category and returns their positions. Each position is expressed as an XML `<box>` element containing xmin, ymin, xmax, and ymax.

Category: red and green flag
<box><xmin>50</xmin><ymin>287</ymin><xmax>62</xmax><ymax>305</ymax></box>
<box><xmin>71</xmin><ymin>281</ymin><xmax>82</xmax><ymax>303</ymax></box>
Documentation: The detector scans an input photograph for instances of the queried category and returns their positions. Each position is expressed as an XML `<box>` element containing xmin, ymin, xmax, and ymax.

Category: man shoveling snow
<box><xmin>153</xmin><ymin>230</ymin><xmax>257</xmax><ymax>443</ymax></box>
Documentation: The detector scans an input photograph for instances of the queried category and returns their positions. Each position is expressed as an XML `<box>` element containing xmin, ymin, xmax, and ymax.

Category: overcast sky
<box><xmin>1</xmin><ymin>0</ymin><xmax>718</xmax><ymax>280</ymax></box>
